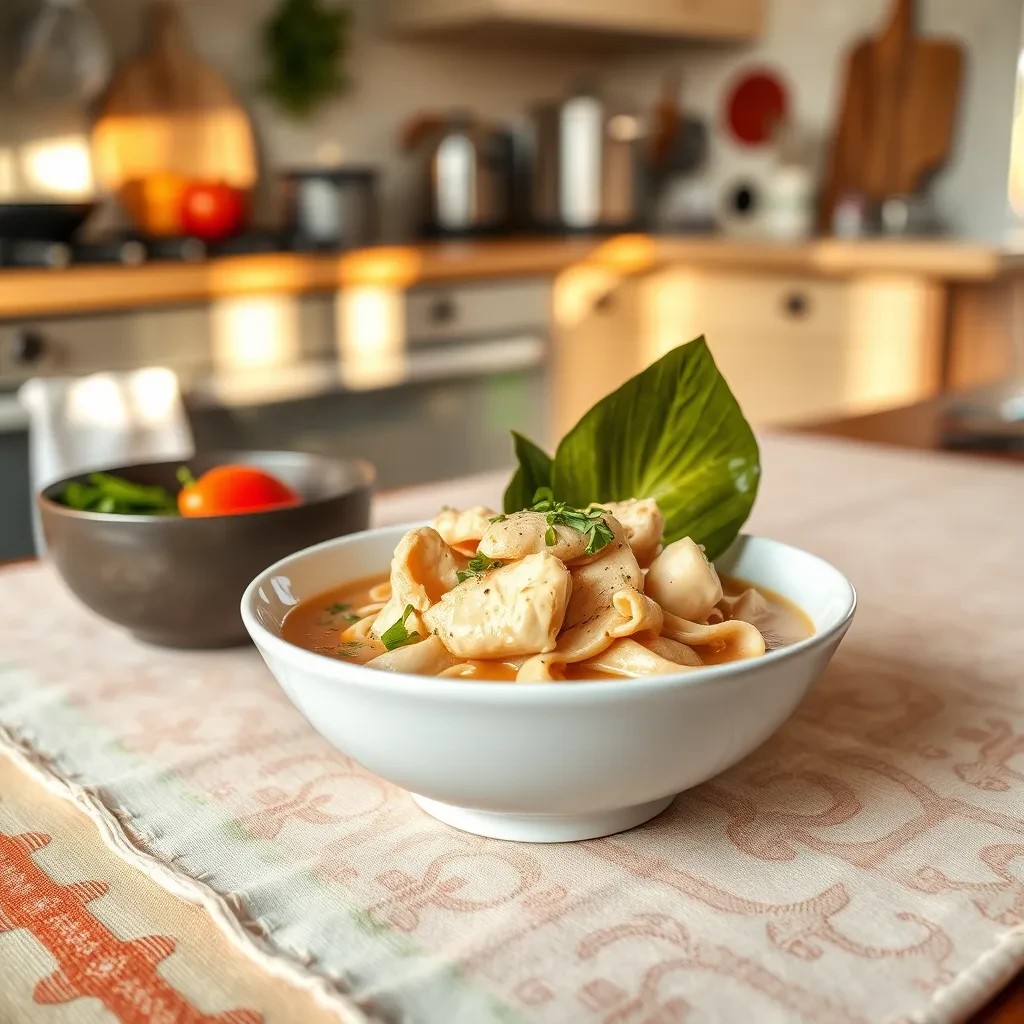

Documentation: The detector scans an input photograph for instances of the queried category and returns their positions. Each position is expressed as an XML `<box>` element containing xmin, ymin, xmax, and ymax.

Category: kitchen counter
<box><xmin>1</xmin><ymin>235</ymin><xmax>1023</xmax><ymax>319</ymax></box>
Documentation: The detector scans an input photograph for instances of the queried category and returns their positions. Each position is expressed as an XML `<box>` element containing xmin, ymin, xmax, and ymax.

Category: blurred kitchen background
<box><xmin>3</xmin><ymin>0</ymin><xmax>1024</xmax><ymax>558</ymax></box>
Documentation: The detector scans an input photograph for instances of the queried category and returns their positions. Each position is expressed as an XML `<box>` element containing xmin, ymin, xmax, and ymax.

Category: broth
<box><xmin>282</xmin><ymin>572</ymin><xmax>814</xmax><ymax>681</ymax></box>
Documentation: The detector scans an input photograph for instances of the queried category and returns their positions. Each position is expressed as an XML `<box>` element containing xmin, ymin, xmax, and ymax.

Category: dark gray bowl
<box><xmin>38</xmin><ymin>451</ymin><xmax>374</xmax><ymax>649</ymax></box>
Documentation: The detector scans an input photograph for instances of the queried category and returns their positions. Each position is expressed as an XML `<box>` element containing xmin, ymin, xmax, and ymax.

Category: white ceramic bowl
<box><xmin>241</xmin><ymin>526</ymin><xmax>856</xmax><ymax>843</ymax></box>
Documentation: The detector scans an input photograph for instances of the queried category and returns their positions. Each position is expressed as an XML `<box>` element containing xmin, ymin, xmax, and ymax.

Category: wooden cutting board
<box><xmin>92</xmin><ymin>1</ymin><xmax>257</xmax><ymax>191</ymax></box>
<box><xmin>821</xmin><ymin>0</ymin><xmax>963</xmax><ymax>225</ymax></box>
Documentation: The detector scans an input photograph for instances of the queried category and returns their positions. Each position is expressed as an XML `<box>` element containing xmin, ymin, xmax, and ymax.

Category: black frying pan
<box><xmin>0</xmin><ymin>201</ymin><xmax>96</xmax><ymax>241</ymax></box>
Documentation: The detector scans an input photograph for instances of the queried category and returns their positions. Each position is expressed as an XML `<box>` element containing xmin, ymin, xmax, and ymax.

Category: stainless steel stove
<box><xmin>0</xmin><ymin>231</ymin><xmax>294</xmax><ymax>269</ymax></box>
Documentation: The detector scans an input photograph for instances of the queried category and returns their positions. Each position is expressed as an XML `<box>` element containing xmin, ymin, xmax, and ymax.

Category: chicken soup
<box><xmin>282</xmin><ymin>499</ymin><xmax>814</xmax><ymax>683</ymax></box>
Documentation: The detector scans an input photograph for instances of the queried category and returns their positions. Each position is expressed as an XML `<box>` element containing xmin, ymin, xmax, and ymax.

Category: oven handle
<box><xmin>187</xmin><ymin>333</ymin><xmax>548</xmax><ymax>411</ymax></box>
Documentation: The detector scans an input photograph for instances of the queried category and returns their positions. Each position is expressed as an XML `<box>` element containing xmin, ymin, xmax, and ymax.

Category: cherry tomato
<box><xmin>180</xmin><ymin>181</ymin><xmax>246</xmax><ymax>242</ymax></box>
<box><xmin>177</xmin><ymin>465</ymin><xmax>301</xmax><ymax>517</ymax></box>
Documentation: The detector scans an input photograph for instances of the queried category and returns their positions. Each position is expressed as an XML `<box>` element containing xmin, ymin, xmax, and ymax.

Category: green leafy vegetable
<box><xmin>488</xmin><ymin>513</ymin><xmax>507</xmax><ymax>524</ymax></box>
<box><xmin>59</xmin><ymin>472</ymin><xmax>179</xmax><ymax>516</ymax></box>
<box><xmin>380</xmin><ymin>605</ymin><xmax>422</xmax><ymax>652</ymax></box>
<box><xmin>502</xmin><ymin>337</ymin><xmax>760</xmax><ymax>560</ymax></box>
<box><xmin>503</xmin><ymin>432</ymin><xmax>552</xmax><ymax>515</ymax></box>
<box><xmin>456</xmin><ymin>553</ymin><xmax>504</xmax><ymax>584</ymax></box>
<box><xmin>528</xmin><ymin>488</ymin><xmax>614</xmax><ymax>556</ymax></box>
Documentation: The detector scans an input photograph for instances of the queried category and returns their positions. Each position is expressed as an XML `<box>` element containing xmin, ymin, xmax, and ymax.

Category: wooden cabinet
<box><xmin>552</xmin><ymin>263</ymin><xmax>947</xmax><ymax>439</ymax></box>
<box><xmin>642</xmin><ymin>268</ymin><xmax>945</xmax><ymax>426</ymax></box>
<box><xmin>385</xmin><ymin>0</ymin><xmax>763</xmax><ymax>44</ymax></box>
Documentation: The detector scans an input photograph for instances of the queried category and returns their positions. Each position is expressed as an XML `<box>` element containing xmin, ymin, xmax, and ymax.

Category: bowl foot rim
<box><xmin>130</xmin><ymin>629</ymin><xmax>250</xmax><ymax>650</ymax></box>
<box><xmin>410</xmin><ymin>793</ymin><xmax>675</xmax><ymax>843</ymax></box>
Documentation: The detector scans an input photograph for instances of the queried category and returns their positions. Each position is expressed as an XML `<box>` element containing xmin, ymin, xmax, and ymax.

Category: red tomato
<box><xmin>178</xmin><ymin>465</ymin><xmax>301</xmax><ymax>517</ymax></box>
<box><xmin>180</xmin><ymin>181</ymin><xmax>246</xmax><ymax>241</ymax></box>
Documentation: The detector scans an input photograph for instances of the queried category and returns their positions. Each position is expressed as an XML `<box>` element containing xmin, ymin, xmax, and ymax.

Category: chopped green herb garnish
<box><xmin>325</xmin><ymin>598</ymin><xmax>362</xmax><ymax>622</ymax></box>
<box><xmin>529</xmin><ymin>488</ymin><xmax>614</xmax><ymax>555</ymax></box>
<box><xmin>318</xmin><ymin>641</ymin><xmax>365</xmax><ymax>660</ymax></box>
<box><xmin>488</xmin><ymin>513</ymin><xmax>508</xmax><ymax>524</ymax></box>
<box><xmin>456</xmin><ymin>553</ymin><xmax>504</xmax><ymax>584</ymax></box>
<box><xmin>380</xmin><ymin>604</ymin><xmax>422</xmax><ymax>651</ymax></box>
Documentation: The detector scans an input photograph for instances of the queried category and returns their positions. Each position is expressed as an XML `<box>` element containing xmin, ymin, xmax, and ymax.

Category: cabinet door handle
<box><xmin>429</xmin><ymin>297</ymin><xmax>457</xmax><ymax>325</ymax></box>
<box><xmin>782</xmin><ymin>291</ymin><xmax>810</xmax><ymax>318</ymax></box>
<box><xmin>12</xmin><ymin>328</ymin><xmax>49</xmax><ymax>366</ymax></box>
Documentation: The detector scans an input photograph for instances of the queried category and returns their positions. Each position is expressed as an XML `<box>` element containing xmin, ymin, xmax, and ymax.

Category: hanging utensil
<box><xmin>92</xmin><ymin>1</ymin><xmax>258</xmax><ymax>196</ymax></box>
<box><xmin>12</xmin><ymin>0</ymin><xmax>111</xmax><ymax>102</ymax></box>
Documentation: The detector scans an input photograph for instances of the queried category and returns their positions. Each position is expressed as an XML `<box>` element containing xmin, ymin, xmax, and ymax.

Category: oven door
<box><xmin>186</xmin><ymin>333</ymin><xmax>549</xmax><ymax>491</ymax></box>
<box><xmin>0</xmin><ymin>404</ymin><xmax>33</xmax><ymax>560</ymax></box>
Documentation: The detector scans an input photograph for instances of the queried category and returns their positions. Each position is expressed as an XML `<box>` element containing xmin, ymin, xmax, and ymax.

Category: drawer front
<box><xmin>680</xmin><ymin>271</ymin><xmax>849</xmax><ymax>338</ymax></box>
<box><xmin>405</xmin><ymin>279</ymin><xmax>551</xmax><ymax>343</ymax></box>
<box><xmin>705</xmin><ymin>328</ymin><xmax>849</xmax><ymax>426</ymax></box>
<box><xmin>645</xmin><ymin>268</ymin><xmax>939</xmax><ymax>427</ymax></box>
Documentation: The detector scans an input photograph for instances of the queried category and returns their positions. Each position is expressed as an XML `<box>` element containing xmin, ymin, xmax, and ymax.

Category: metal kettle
<box><xmin>402</xmin><ymin>111</ymin><xmax>515</xmax><ymax>237</ymax></box>
<box><xmin>0</xmin><ymin>0</ymin><xmax>108</xmax><ymax>236</ymax></box>
<box><xmin>528</xmin><ymin>87</ymin><xmax>647</xmax><ymax>232</ymax></box>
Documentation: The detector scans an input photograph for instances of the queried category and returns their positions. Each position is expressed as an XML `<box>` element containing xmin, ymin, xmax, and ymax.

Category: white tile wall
<box><xmin>82</xmin><ymin>0</ymin><xmax>598</xmax><ymax>238</ymax></box>
<box><xmin>601</xmin><ymin>0</ymin><xmax>1024</xmax><ymax>241</ymax></box>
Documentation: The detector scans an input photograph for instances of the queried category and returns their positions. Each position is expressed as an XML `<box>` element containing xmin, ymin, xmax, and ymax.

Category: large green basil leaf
<box><xmin>503</xmin><ymin>431</ymin><xmax>553</xmax><ymax>513</ymax></box>
<box><xmin>551</xmin><ymin>337</ymin><xmax>759</xmax><ymax>559</ymax></box>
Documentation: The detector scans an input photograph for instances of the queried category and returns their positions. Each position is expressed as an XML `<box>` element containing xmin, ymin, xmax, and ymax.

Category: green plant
<box><xmin>503</xmin><ymin>337</ymin><xmax>761</xmax><ymax>560</ymax></box>
<box><xmin>262</xmin><ymin>0</ymin><xmax>352</xmax><ymax>118</ymax></box>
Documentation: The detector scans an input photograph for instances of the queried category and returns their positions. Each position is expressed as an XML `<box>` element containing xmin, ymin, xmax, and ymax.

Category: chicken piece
<box><xmin>478</xmin><ymin>510</ymin><xmax>596</xmax><ymax>564</ymax></box>
<box><xmin>431</xmin><ymin>506</ymin><xmax>497</xmax><ymax>556</ymax></box>
<box><xmin>371</xmin><ymin>527</ymin><xmax>465</xmax><ymax>639</ymax></box>
<box><xmin>645</xmin><ymin>537</ymin><xmax>723</xmax><ymax>623</ymax></box>
<box><xmin>424</xmin><ymin>552</ymin><xmax>571</xmax><ymax>659</ymax></box>
<box><xmin>562</xmin><ymin>516</ymin><xmax>641</xmax><ymax>630</ymax></box>
<box><xmin>515</xmin><ymin>517</ymin><xmax>650</xmax><ymax>680</ymax></box>
<box><xmin>589</xmin><ymin>498</ymin><xmax>663</xmax><ymax>567</ymax></box>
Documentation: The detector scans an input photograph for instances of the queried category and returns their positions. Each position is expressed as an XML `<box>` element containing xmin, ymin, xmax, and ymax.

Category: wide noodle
<box><xmin>320</xmin><ymin>499</ymin><xmax>804</xmax><ymax>683</ymax></box>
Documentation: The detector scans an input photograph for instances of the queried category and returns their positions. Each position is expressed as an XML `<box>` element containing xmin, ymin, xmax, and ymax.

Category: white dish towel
<box><xmin>18</xmin><ymin>367</ymin><xmax>195</xmax><ymax>553</ymax></box>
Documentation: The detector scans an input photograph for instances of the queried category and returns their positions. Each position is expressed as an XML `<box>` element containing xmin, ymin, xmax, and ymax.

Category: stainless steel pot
<box><xmin>404</xmin><ymin>112</ymin><xmax>514</xmax><ymax>236</ymax></box>
<box><xmin>281</xmin><ymin>167</ymin><xmax>379</xmax><ymax>249</ymax></box>
<box><xmin>528</xmin><ymin>89</ymin><xmax>647</xmax><ymax>231</ymax></box>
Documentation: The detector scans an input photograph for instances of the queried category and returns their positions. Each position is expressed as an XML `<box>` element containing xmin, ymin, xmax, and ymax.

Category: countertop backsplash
<box><xmin>0</xmin><ymin>0</ymin><xmax>1019</xmax><ymax>240</ymax></box>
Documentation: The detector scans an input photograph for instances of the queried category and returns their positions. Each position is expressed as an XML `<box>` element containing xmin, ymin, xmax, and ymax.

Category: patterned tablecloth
<box><xmin>2</xmin><ymin>435</ymin><xmax>1024</xmax><ymax>1024</ymax></box>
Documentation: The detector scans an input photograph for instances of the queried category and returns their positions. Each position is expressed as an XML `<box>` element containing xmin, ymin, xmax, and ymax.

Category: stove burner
<box><xmin>0</xmin><ymin>230</ymin><xmax>296</xmax><ymax>268</ymax></box>
<box><xmin>0</xmin><ymin>239</ymin><xmax>71</xmax><ymax>269</ymax></box>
